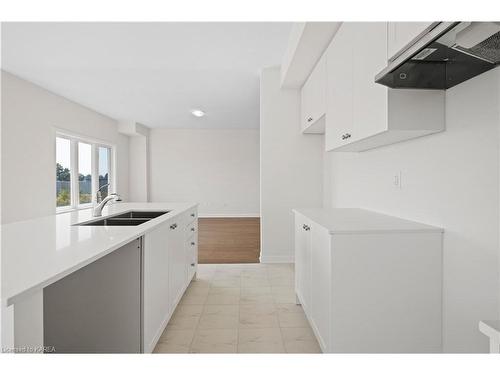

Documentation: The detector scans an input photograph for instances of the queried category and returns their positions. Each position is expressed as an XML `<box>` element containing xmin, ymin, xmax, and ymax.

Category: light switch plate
<box><xmin>393</xmin><ymin>171</ymin><xmax>402</xmax><ymax>189</ymax></box>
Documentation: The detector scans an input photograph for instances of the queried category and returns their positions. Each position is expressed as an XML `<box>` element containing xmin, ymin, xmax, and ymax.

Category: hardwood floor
<box><xmin>198</xmin><ymin>218</ymin><xmax>260</xmax><ymax>263</ymax></box>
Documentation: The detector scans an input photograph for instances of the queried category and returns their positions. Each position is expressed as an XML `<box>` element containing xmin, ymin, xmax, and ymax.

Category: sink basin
<box><xmin>79</xmin><ymin>218</ymin><xmax>151</xmax><ymax>226</ymax></box>
<box><xmin>74</xmin><ymin>210</ymin><xmax>170</xmax><ymax>226</ymax></box>
<box><xmin>112</xmin><ymin>211</ymin><xmax>170</xmax><ymax>219</ymax></box>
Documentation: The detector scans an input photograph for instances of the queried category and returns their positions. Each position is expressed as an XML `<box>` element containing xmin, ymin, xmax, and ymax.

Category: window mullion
<box><xmin>92</xmin><ymin>144</ymin><xmax>98</xmax><ymax>205</ymax></box>
<box><xmin>109</xmin><ymin>147</ymin><xmax>114</xmax><ymax>194</ymax></box>
<box><xmin>70</xmin><ymin>139</ymin><xmax>79</xmax><ymax>209</ymax></box>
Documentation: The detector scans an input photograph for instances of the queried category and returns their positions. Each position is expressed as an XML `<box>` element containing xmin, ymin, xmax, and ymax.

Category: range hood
<box><xmin>375</xmin><ymin>22</ymin><xmax>500</xmax><ymax>89</ymax></box>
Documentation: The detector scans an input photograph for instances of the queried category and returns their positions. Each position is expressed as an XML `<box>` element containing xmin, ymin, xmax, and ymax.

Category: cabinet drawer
<box><xmin>186</xmin><ymin>235</ymin><xmax>197</xmax><ymax>251</ymax></box>
<box><xmin>186</xmin><ymin>236</ymin><xmax>198</xmax><ymax>279</ymax></box>
<box><xmin>185</xmin><ymin>210</ymin><xmax>198</xmax><ymax>225</ymax></box>
<box><xmin>186</xmin><ymin>220</ymin><xmax>198</xmax><ymax>237</ymax></box>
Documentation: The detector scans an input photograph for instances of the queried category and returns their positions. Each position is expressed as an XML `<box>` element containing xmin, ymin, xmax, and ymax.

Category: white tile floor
<box><xmin>153</xmin><ymin>263</ymin><xmax>321</xmax><ymax>353</ymax></box>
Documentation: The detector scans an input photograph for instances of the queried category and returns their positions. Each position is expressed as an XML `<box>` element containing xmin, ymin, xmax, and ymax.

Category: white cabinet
<box><xmin>295</xmin><ymin>212</ymin><xmax>332</xmax><ymax>351</ymax></box>
<box><xmin>309</xmin><ymin>223</ymin><xmax>331</xmax><ymax>351</ymax></box>
<box><xmin>300</xmin><ymin>54</ymin><xmax>327</xmax><ymax>134</ymax></box>
<box><xmin>143</xmin><ymin>222</ymin><xmax>171</xmax><ymax>352</ymax></box>
<box><xmin>143</xmin><ymin>207</ymin><xmax>198</xmax><ymax>353</ymax></box>
<box><xmin>168</xmin><ymin>219</ymin><xmax>188</xmax><ymax>309</ymax></box>
<box><xmin>387</xmin><ymin>22</ymin><xmax>433</xmax><ymax>60</ymax></box>
<box><xmin>326</xmin><ymin>22</ymin><xmax>386</xmax><ymax>150</ymax></box>
<box><xmin>325</xmin><ymin>22</ymin><xmax>445</xmax><ymax>152</ymax></box>
<box><xmin>294</xmin><ymin>213</ymin><xmax>312</xmax><ymax>313</ymax></box>
<box><xmin>185</xmin><ymin>214</ymin><xmax>198</xmax><ymax>281</ymax></box>
<box><xmin>325</xmin><ymin>22</ymin><xmax>353</xmax><ymax>149</ymax></box>
<box><xmin>293</xmin><ymin>208</ymin><xmax>443</xmax><ymax>353</ymax></box>
<box><xmin>352</xmin><ymin>22</ymin><xmax>389</xmax><ymax>143</ymax></box>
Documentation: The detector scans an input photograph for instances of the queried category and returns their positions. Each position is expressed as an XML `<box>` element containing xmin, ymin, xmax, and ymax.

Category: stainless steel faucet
<box><xmin>93</xmin><ymin>183</ymin><xmax>122</xmax><ymax>217</ymax></box>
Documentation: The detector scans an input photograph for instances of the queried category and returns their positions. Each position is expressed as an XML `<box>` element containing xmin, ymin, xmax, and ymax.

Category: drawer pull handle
<box><xmin>307</xmin><ymin>117</ymin><xmax>313</xmax><ymax>122</ymax></box>
<box><xmin>191</xmin><ymin>263</ymin><xmax>195</xmax><ymax>267</ymax></box>
<box><xmin>190</xmin><ymin>213</ymin><xmax>195</xmax><ymax>217</ymax></box>
<box><xmin>303</xmin><ymin>225</ymin><xmax>310</xmax><ymax>231</ymax></box>
<box><xmin>191</xmin><ymin>227</ymin><xmax>195</xmax><ymax>232</ymax></box>
<box><xmin>191</xmin><ymin>242</ymin><xmax>196</xmax><ymax>246</ymax></box>
<box><xmin>170</xmin><ymin>223</ymin><xmax>177</xmax><ymax>230</ymax></box>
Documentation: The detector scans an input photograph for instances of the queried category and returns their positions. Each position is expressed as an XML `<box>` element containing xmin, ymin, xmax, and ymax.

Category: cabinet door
<box><xmin>300</xmin><ymin>55</ymin><xmax>326</xmax><ymax>132</ymax></box>
<box><xmin>310</xmin><ymin>55</ymin><xmax>327</xmax><ymax>126</ymax></box>
<box><xmin>387</xmin><ymin>22</ymin><xmax>433</xmax><ymax>60</ymax></box>
<box><xmin>300</xmin><ymin>75</ymin><xmax>312</xmax><ymax>130</ymax></box>
<box><xmin>294</xmin><ymin>214</ymin><xmax>312</xmax><ymax>314</ymax></box>
<box><xmin>310</xmin><ymin>226</ymin><xmax>331</xmax><ymax>352</ymax></box>
<box><xmin>143</xmin><ymin>223</ymin><xmax>170</xmax><ymax>352</ymax></box>
<box><xmin>168</xmin><ymin>220</ymin><xmax>187</xmax><ymax>308</ymax></box>
<box><xmin>325</xmin><ymin>22</ymin><xmax>354</xmax><ymax>151</ymax></box>
<box><xmin>352</xmin><ymin>22</ymin><xmax>388</xmax><ymax>141</ymax></box>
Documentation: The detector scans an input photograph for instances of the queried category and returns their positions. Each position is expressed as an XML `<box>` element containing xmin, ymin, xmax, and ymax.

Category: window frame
<box><xmin>55</xmin><ymin>129</ymin><xmax>116</xmax><ymax>213</ymax></box>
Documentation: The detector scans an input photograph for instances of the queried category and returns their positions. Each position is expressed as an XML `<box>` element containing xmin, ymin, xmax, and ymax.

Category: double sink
<box><xmin>76</xmin><ymin>211</ymin><xmax>170</xmax><ymax>226</ymax></box>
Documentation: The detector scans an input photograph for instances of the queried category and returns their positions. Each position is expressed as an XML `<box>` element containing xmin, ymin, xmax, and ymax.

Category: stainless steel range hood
<box><xmin>375</xmin><ymin>22</ymin><xmax>500</xmax><ymax>89</ymax></box>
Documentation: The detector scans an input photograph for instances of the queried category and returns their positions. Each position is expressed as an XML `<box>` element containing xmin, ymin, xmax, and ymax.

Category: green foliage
<box><xmin>79</xmin><ymin>193</ymin><xmax>92</xmax><ymax>204</ymax></box>
<box><xmin>57</xmin><ymin>189</ymin><xmax>70</xmax><ymax>207</ymax></box>
<box><xmin>56</xmin><ymin>163</ymin><xmax>71</xmax><ymax>181</ymax></box>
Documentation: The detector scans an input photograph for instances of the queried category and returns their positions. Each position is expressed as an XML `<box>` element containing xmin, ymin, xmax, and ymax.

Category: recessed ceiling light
<box><xmin>191</xmin><ymin>109</ymin><xmax>205</xmax><ymax>118</ymax></box>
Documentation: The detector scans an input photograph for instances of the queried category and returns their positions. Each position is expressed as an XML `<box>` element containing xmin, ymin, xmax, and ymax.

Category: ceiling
<box><xmin>1</xmin><ymin>22</ymin><xmax>291</xmax><ymax>129</ymax></box>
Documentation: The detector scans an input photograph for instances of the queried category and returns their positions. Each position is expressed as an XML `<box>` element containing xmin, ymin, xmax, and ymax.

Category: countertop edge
<box><xmin>292</xmin><ymin>208</ymin><xmax>444</xmax><ymax>234</ymax></box>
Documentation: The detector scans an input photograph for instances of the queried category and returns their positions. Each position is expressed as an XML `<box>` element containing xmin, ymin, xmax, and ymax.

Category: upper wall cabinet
<box><xmin>301</xmin><ymin>54</ymin><xmax>327</xmax><ymax>134</ymax></box>
<box><xmin>325</xmin><ymin>22</ymin><xmax>445</xmax><ymax>152</ymax></box>
<box><xmin>387</xmin><ymin>22</ymin><xmax>434</xmax><ymax>61</ymax></box>
<box><xmin>325</xmin><ymin>22</ymin><xmax>354</xmax><ymax>147</ymax></box>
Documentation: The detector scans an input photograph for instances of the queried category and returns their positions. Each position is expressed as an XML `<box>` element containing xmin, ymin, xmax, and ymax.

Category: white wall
<box><xmin>128</xmin><ymin>135</ymin><xmax>149</xmax><ymax>202</ymax></box>
<box><xmin>325</xmin><ymin>67</ymin><xmax>500</xmax><ymax>352</ymax></box>
<box><xmin>149</xmin><ymin>128</ymin><xmax>259</xmax><ymax>216</ymax></box>
<box><xmin>1</xmin><ymin>71</ymin><xmax>129</xmax><ymax>224</ymax></box>
<box><xmin>260</xmin><ymin>66</ymin><xmax>324</xmax><ymax>263</ymax></box>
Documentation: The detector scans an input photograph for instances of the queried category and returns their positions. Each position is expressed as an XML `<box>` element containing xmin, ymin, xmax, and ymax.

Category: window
<box><xmin>78</xmin><ymin>142</ymin><xmax>92</xmax><ymax>204</ymax></box>
<box><xmin>56</xmin><ymin>132</ymin><xmax>114</xmax><ymax>211</ymax></box>
<box><xmin>98</xmin><ymin>146</ymin><xmax>111</xmax><ymax>200</ymax></box>
<box><xmin>56</xmin><ymin>137</ymin><xmax>72</xmax><ymax>207</ymax></box>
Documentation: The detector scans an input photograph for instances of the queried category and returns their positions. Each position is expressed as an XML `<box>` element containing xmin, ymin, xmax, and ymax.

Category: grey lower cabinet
<box><xmin>43</xmin><ymin>238</ymin><xmax>142</xmax><ymax>353</ymax></box>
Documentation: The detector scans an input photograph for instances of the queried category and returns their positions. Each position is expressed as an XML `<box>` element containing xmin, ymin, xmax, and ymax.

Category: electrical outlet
<box><xmin>393</xmin><ymin>171</ymin><xmax>402</xmax><ymax>189</ymax></box>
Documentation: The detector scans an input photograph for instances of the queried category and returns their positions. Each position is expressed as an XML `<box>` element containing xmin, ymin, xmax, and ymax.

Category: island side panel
<box><xmin>43</xmin><ymin>238</ymin><xmax>142</xmax><ymax>353</ymax></box>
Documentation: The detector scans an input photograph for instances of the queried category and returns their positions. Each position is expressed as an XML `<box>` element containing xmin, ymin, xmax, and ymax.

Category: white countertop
<box><xmin>292</xmin><ymin>208</ymin><xmax>443</xmax><ymax>234</ymax></box>
<box><xmin>1</xmin><ymin>202</ymin><xmax>197</xmax><ymax>307</ymax></box>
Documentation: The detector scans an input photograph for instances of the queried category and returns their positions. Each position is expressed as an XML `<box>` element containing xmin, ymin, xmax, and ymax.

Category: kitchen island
<box><xmin>1</xmin><ymin>202</ymin><xmax>198</xmax><ymax>353</ymax></box>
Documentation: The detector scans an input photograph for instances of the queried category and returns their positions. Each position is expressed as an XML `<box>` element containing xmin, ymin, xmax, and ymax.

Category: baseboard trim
<box><xmin>259</xmin><ymin>254</ymin><xmax>295</xmax><ymax>263</ymax></box>
<box><xmin>198</xmin><ymin>213</ymin><xmax>261</xmax><ymax>218</ymax></box>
